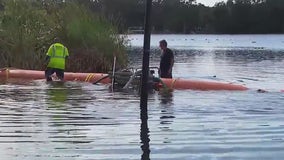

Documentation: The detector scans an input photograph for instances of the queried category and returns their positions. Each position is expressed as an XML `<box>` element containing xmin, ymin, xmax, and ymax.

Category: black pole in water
<box><xmin>140</xmin><ymin>0</ymin><xmax>152</xmax><ymax>114</ymax></box>
<box><xmin>140</xmin><ymin>0</ymin><xmax>152</xmax><ymax>159</ymax></box>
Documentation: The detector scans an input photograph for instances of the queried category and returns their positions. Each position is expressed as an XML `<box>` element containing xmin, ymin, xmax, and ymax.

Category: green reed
<box><xmin>0</xmin><ymin>0</ymin><xmax>128</xmax><ymax>73</ymax></box>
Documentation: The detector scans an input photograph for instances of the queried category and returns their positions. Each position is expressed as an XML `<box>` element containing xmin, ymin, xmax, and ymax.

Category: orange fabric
<box><xmin>0</xmin><ymin>69</ymin><xmax>248</xmax><ymax>91</ymax></box>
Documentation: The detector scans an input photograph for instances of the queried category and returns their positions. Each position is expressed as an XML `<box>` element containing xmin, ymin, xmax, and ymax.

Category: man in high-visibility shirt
<box><xmin>45</xmin><ymin>38</ymin><xmax>69</xmax><ymax>81</ymax></box>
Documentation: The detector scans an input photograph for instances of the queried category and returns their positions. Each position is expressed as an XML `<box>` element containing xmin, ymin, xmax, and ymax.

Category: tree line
<box><xmin>0</xmin><ymin>0</ymin><xmax>128</xmax><ymax>72</ymax></box>
<box><xmin>75</xmin><ymin>0</ymin><xmax>284</xmax><ymax>34</ymax></box>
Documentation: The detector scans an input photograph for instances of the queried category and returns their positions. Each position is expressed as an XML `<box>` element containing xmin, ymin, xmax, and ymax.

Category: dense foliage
<box><xmin>84</xmin><ymin>0</ymin><xmax>284</xmax><ymax>34</ymax></box>
<box><xmin>0</xmin><ymin>0</ymin><xmax>128</xmax><ymax>72</ymax></box>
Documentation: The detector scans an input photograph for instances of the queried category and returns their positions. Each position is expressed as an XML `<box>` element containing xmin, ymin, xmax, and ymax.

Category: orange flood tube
<box><xmin>161</xmin><ymin>78</ymin><xmax>248</xmax><ymax>91</ymax></box>
<box><xmin>0</xmin><ymin>68</ymin><xmax>111</xmax><ymax>84</ymax></box>
<box><xmin>0</xmin><ymin>68</ymin><xmax>248</xmax><ymax>91</ymax></box>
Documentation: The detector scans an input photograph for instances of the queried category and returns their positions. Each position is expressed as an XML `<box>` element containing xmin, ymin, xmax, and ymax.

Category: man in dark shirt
<box><xmin>159</xmin><ymin>39</ymin><xmax>174</xmax><ymax>78</ymax></box>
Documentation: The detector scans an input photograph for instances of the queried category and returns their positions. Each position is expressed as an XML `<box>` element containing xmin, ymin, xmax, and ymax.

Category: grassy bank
<box><xmin>0</xmin><ymin>0</ymin><xmax>128</xmax><ymax>73</ymax></box>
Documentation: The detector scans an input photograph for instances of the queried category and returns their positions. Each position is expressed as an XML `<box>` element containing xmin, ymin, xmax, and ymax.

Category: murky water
<box><xmin>1</xmin><ymin>34</ymin><xmax>284</xmax><ymax>160</ymax></box>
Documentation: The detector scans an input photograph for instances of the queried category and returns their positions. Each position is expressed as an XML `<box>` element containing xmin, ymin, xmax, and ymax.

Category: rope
<box><xmin>85</xmin><ymin>73</ymin><xmax>95</xmax><ymax>82</ymax></box>
<box><xmin>93</xmin><ymin>75</ymin><xmax>109</xmax><ymax>85</ymax></box>
<box><xmin>171</xmin><ymin>79</ymin><xmax>177</xmax><ymax>89</ymax></box>
<box><xmin>5</xmin><ymin>68</ymin><xmax>9</xmax><ymax>80</ymax></box>
<box><xmin>0</xmin><ymin>68</ymin><xmax>11</xmax><ymax>80</ymax></box>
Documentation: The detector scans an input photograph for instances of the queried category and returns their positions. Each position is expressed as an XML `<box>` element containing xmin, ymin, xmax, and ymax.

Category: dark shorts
<box><xmin>45</xmin><ymin>68</ymin><xmax>64</xmax><ymax>81</ymax></box>
<box><xmin>160</xmin><ymin>72</ymin><xmax>172</xmax><ymax>78</ymax></box>
<box><xmin>159</xmin><ymin>70</ymin><xmax>172</xmax><ymax>78</ymax></box>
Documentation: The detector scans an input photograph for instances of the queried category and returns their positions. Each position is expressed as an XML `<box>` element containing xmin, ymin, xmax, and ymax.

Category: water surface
<box><xmin>1</xmin><ymin>34</ymin><xmax>284</xmax><ymax>160</ymax></box>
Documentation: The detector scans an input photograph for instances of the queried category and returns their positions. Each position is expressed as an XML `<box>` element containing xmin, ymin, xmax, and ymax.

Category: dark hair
<box><xmin>159</xmin><ymin>39</ymin><xmax>167</xmax><ymax>47</ymax></box>
<box><xmin>54</xmin><ymin>37</ymin><xmax>60</xmax><ymax>43</ymax></box>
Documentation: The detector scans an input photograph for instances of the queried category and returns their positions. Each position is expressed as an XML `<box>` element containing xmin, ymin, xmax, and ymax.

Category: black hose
<box><xmin>92</xmin><ymin>75</ymin><xmax>110</xmax><ymax>85</ymax></box>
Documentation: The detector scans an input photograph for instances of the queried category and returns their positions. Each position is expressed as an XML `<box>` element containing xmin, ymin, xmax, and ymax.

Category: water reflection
<box><xmin>46</xmin><ymin>83</ymin><xmax>68</xmax><ymax>105</ymax></box>
<box><xmin>140</xmin><ymin>109</ymin><xmax>150</xmax><ymax>160</ymax></box>
<box><xmin>159</xmin><ymin>92</ymin><xmax>175</xmax><ymax>145</ymax></box>
<box><xmin>158</xmin><ymin>89</ymin><xmax>173</xmax><ymax>105</ymax></box>
<box><xmin>214</xmin><ymin>49</ymin><xmax>284</xmax><ymax>63</ymax></box>
<box><xmin>45</xmin><ymin>82</ymin><xmax>91</xmax><ymax>144</ymax></box>
<box><xmin>1</xmin><ymin>35</ymin><xmax>284</xmax><ymax>159</ymax></box>
<box><xmin>129</xmin><ymin>47</ymin><xmax>284</xmax><ymax>68</ymax></box>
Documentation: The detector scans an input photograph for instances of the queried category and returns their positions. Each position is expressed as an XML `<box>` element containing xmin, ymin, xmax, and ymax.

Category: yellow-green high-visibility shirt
<box><xmin>46</xmin><ymin>43</ymin><xmax>69</xmax><ymax>70</ymax></box>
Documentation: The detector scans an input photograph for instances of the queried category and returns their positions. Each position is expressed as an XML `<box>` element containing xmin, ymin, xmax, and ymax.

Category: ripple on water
<box><xmin>1</xmin><ymin>41</ymin><xmax>284</xmax><ymax>159</ymax></box>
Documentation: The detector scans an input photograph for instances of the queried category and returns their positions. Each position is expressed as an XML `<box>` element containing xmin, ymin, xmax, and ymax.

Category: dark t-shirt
<box><xmin>159</xmin><ymin>48</ymin><xmax>174</xmax><ymax>78</ymax></box>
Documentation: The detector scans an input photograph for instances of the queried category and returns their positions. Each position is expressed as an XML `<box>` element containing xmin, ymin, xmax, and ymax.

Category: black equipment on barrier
<box><xmin>108</xmin><ymin>67</ymin><xmax>161</xmax><ymax>92</ymax></box>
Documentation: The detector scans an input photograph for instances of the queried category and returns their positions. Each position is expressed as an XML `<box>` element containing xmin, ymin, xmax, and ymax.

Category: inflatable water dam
<box><xmin>0</xmin><ymin>68</ymin><xmax>248</xmax><ymax>91</ymax></box>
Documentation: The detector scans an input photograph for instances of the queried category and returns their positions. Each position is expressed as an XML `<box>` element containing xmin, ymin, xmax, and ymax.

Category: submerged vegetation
<box><xmin>0</xmin><ymin>0</ymin><xmax>128</xmax><ymax>72</ymax></box>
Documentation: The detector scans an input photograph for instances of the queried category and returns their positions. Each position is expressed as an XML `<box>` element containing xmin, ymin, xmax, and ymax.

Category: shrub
<box><xmin>0</xmin><ymin>0</ymin><xmax>128</xmax><ymax>72</ymax></box>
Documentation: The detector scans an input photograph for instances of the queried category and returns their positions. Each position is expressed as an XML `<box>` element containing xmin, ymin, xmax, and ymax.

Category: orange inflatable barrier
<box><xmin>161</xmin><ymin>78</ymin><xmax>248</xmax><ymax>91</ymax></box>
<box><xmin>0</xmin><ymin>68</ymin><xmax>111</xmax><ymax>84</ymax></box>
<box><xmin>0</xmin><ymin>68</ymin><xmax>248</xmax><ymax>91</ymax></box>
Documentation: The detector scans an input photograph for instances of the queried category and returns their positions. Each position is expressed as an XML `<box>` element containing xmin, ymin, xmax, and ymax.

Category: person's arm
<box><xmin>43</xmin><ymin>45</ymin><xmax>53</xmax><ymax>69</ymax></box>
<box><xmin>65</xmin><ymin>47</ymin><xmax>69</xmax><ymax>59</ymax></box>
<box><xmin>46</xmin><ymin>44</ymin><xmax>53</xmax><ymax>57</ymax></box>
<box><xmin>42</xmin><ymin>55</ymin><xmax>50</xmax><ymax>70</ymax></box>
<box><xmin>168</xmin><ymin>50</ymin><xmax>174</xmax><ymax>74</ymax></box>
<box><xmin>45</xmin><ymin>55</ymin><xmax>50</xmax><ymax>63</ymax></box>
<box><xmin>64</xmin><ymin>47</ymin><xmax>69</xmax><ymax>70</ymax></box>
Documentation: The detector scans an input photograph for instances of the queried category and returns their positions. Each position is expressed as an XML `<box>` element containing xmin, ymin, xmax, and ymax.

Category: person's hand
<box><xmin>41</xmin><ymin>63</ymin><xmax>47</xmax><ymax>71</ymax></box>
<box><xmin>168</xmin><ymin>68</ymin><xmax>172</xmax><ymax>75</ymax></box>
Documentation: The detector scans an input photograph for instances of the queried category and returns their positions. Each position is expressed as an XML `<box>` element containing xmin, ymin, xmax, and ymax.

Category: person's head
<box><xmin>53</xmin><ymin>37</ymin><xmax>60</xmax><ymax>43</ymax></box>
<box><xmin>159</xmin><ymin>39</ymin><xmax>167</xmax><ymax>50</ymax></box>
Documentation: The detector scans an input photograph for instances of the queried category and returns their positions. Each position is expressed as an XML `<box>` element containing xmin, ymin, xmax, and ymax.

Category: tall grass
<box><xmin>59</xmin><ymin>3</ymin><xmax>128</xmax><ymax>72</ymax></box>
<box><xmin>0</xmin><ymin>0</ymin><xmax>128</xmax><ymax>72</ymax></box>
<box><xmin>0</xmin><ymin>0</ymin><xmax>55</xmax><ymax>69</ymax></box>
